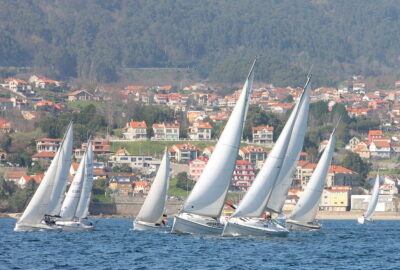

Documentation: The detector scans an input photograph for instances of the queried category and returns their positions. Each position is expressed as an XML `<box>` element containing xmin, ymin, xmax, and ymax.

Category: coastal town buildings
<box><xmin>152</xmin><ymin>122</ymin><xmax>180</xmax><ymax>140</ymax></box>
<box><xmin>123</xmin><ymin>121</ymin><xmax>147</xmax><ymax>140</ymax></box>
<box><xmin>252</xmin><ymin>125</ymin><xmax>274</xmax><ymax>145</ymax></box>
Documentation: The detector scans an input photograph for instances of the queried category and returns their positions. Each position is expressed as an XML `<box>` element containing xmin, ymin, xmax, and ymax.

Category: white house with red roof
<box><xmin>238</xmin><ymin>146</ymin><xmax>268</xmax><ymax>169</ymax></box>
<box><xmin>252</xmin><ymin>125</ymin><xmax>274</xmax><ymax>145</ymax></box>
<box><xmin>17</xmin><ymin>174</ymin><xmax>44</xmax><ymax>188</ymax></box>
<box><xmin>152</xmin><ymin>122</ymin><xmax>180</xmax><ymax>140</ymax></box>
<box><xmin>188</xmin><ymin>121</ymin><xmax>212</xmax><ymax>140</ymax></box>
<box><xmin>108</xmin><ymin>148</ymin><xmax>154</xmax><ymax>170</ymax></box>
<box><xmin>3</xmin><ymin>78</ymin><xmax>30</xmax><ymax>93</ymax></box>
<box><xmin>28</xmin><ymin>75</ymin><xmax>61</xmax><ymax>89</ymax></box>
<box><xmin>123</xmin><ymin>121</ymin><xmax>147</xmax><ymax>140</ymax></box>
<box><xmin>36</xmin><ymin>138</ymin><xmax>61</xmax><ymax>153</ymax></box>
<box><xmin>168</xmin><ymin>144</ymin><xmax>201</xmax><ymax>163</ymax></box>
<box><xmin>369</xmin><ymin>140</ymin><xmax>391</xmax><ymax>158</ymax></box>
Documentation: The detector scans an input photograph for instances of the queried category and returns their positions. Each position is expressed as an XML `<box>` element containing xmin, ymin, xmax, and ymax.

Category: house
<box><xmin>368</xmin><ymin>130</ymin><xmax>383</xmax><ymax>143</ymax></box>
<box><xmin>3</xmin><ymin>78</ymin><xmax>30</xmax><ymax>93</ymax></box>
<box><xmin>348</xmin><ymin>136</ymin><xmax>361</xmax><ymax>151</ymax></box>
<box><xmin>132</xmin><ymin>181</ymin><xmax>150</xmax><ymax>195</ymax></box>
<box><xmin>34</xmin><ymin>100</ymin><xmax>66</xmax><ymax>112</ymax></box>
<box><xmin>32</xmin><ymin>151</ymin><xmax>56</xmax><ymax>162</ymax></box>
<box><xmin>109</xmin><ymin>174</ymin><xmax>140</xmax><ymax>196</ymax></box>
<box><xmin>17</xmin><ymin>174</ymin><xmax>44</xmax><ymax>188</ymax></box>
<box><xmin>238</xmin><ymin>146</ymin><xmax>268</xmax><ymax>169</ymax></box>
<box><xmin>68</xmin><ymin>90</ymin><xmax>93</xmax><ymax>101</ymax></box>
<box><xmin>74</xmin><ymin>140</ymin><xmax>111</xmax><ymax>160</ymax></box>
<box><xmin>3</xmin><ymin>169</ymin><xmax>28</xmax><ymax>182</ymax></box>
<box><xmin>28</xmin><ymin>75</ymin><xmax>61</xmax><ymax>89</ymax></box>
<box><xmin>189</xmin><ymin>157</ymin><xmax>208</xmax><ymax>180</ymax></box>
<box><xmin>36</xmin><ymin>138</ymin><xmax>61</xmax><ymax>153</ymax></box>
<box><xmin>231</xmin><ymin>160</ymin><xmax>256</xmax><ymax>190</ymax></box>
<box><xmin>188</xmin><ymin>158</ymin><xmax>256</xmax><ymax>190</ymax></box>
<box><xmin>0</xmin><ymin>118</ymin><xmax>13</xmax><ymax>133</ymax></box>
<box><xmin>369</xmin><ymin>140</ymin><xmax>391</xmax><ymax>159</ymax></box>
<box><xmin>188</xmin><ymin>121</ymin><xmax>212</xmax><ymax>140</ymax></box>
<box><xmin>152</xmin><ymin>122</ymin><xmax>180</xmax><ymax>140</ymax></box>
<box><xmin>108</xmin><ymin>148</ymin><xmax>154</xmax><ymax>170</ymax></box>
<box><xmin>123</xmin><ymin>121</ymin><xmax>147</xmax><ymax>140</ymax></box>
<box><xmin>0</xmin><ymin>98</ymin><xmax>14</xmax><ymax>110</ymax></box>
<box><xmin>252</xmin><ymin>125</ymin><xmax>274</xmax><ymax>145</ymax></box>
<box><xmin>168</xmin><ymin>144</ymin><xmax>201</xmax><ymax>163</ymax></box>
<box><xmin>319</xmin><ymin>186</ymin><xmax>351</xmax><ymax>211</ymax></box>
<box><xmin>352</xmin><ymin>143</ymin><xmax>371</xmax><ymax>159</ymax></box>
<box><xmin>202</xmin><ymin>146</ymin><xmax>215</xmax><ymax>158</ymax></box>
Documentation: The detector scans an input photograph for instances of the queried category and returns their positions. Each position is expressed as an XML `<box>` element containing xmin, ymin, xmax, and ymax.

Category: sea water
<box><xmin>0</xmin><ymin>218</ymin><xmax>399</xmax><ymax>270</ymax></box>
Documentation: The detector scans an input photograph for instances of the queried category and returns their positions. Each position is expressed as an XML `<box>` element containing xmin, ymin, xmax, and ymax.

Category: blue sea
<box><xmin>0</xmin><ymin>218</ymin><xmax>399</xmax><ymax>270</ymax></box>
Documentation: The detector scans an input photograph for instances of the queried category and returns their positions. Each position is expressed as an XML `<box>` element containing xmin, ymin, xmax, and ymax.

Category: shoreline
<box><xmin>3</xmin><ymin>211</ymin><xmax>400</xmax><ymax>220</ymax></box>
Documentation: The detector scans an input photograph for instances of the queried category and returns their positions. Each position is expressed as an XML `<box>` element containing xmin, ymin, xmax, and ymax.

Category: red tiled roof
<box><xmin>252</xmin><ymin>125</ymin><xmax>274</xmax><ymax>131</ymax></box>
<box><xmin>36</xmin><ymin>138</ymin><xmax>62</xmax><ymax>142</ymax></box>
<box><xmin>329</xmin><ymin>165</ymin><xmax>357</xmax><ymax>174</ymax></box>
<box><xmin>33</xmin><ymin>152</ymin><xmax>55</xmax><ymax>158</ymax></box>
<box><xmin>68</xmin><ymin>89</ymin><xmax>92</xmax><ymax>96</ymax></box>
<box><xmin>128</xmin><ymin>121</ymin><xmax>147</xmax><ymax>128</ymax></box>
<box><xmin>4</xmin><ymin>78</ymin><xmax>28</xmax><ymax>84</ymax></box>
<box><xmin>368</xmin><ymin>130</ymin><xmax>383</xmax><ymax>136</ymax></box>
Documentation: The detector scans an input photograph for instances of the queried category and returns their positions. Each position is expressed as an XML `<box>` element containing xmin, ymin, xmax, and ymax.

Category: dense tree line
<box><xmin>1</xmin><ymin>0</ymin><xmax>400</xmax><ymax>85</ymax></box>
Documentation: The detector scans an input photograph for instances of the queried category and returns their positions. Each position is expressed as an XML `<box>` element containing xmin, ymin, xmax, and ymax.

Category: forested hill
<box><xmin>1</xmin><ymin>0</ymin><xmax>400</xmax><ymax>86</ymax></box>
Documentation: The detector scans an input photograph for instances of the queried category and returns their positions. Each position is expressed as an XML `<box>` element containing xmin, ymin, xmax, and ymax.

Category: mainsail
<box><xmin>290</xmin><ymin>128</ymin><xmax>336</xmax><ymax>223</ymax></box>
<box><xmin>266</xmin><ymin>78</ymin><xmax>312</xmax><ymax>213</ymax></box>
<box><xmin>17</xmin><ymin>122</ymin><xmax>73</xmax><ymax>226</ymax></box>
<box><xmin>75</xmin><ymin>141</ymin><xmax>94</xmax><ymax>219</ymax></box>
<box><xmin>182</xmin><ymin>60</ymin><xmax>255</xmax><ymax>218</ymax></box>
<box><xmin>232</xmin><ymin>76</ymin><xmax>311</xmax><ymax>218</ymax></box>
<box><xmin>136</xmin><ymin>149</ymin><xmax>170</xmax><ymax>224</ymax></box>
<box><xmin>365</xmin><ymin>174</ymin><xmax>380</xmax><ymax>220</ymax></box>
<box><xmin>59</xmin><ymin>150</ymin><xmax>87</xmax><ymax>220</ymax></box>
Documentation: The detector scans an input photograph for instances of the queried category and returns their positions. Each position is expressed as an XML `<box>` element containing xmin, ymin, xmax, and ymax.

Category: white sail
<box><xmin>47</xmin><ymin>123</ymin><xmax>73</xmax><ymax>215</ymax></box>
<box><xmin>136</xmin><ymin>150</ymin><xmax>170</xmax><ymax>223</ymax></box>
<box><xmin>17</xmin><ymin>122</ymin><xmax>73</xmax><ymax>226</ymax></box>
<box><xmin>59</xmin><ymin>152</ymin><xmax>86</xmax><ymax>220</ymax></box>
<box><xmin>290</xmin><ymin>128</ymin><xmax>336</xmax><ymax>223</ymax></box>
<box><xmin>182</xmin><ymin>60</ymin><xmax>255</xmax><ymax>218</ymax></box>
<box><xmin>365</xmin><ymin>174</ymin><xmax>380</xmax><ymax>220</ymax></box>
<box><xmin>266</xmin><ymin>81</ymin><xmax>312</xmax><ymax>213</ymax></box>
<box><xmin>75</xmin><ymin>141</ymin><xmax>94</xmax><ymax>219</ymax></box>
<box><xmin>231</xmin><ymin>76</ymin><xmax>311</xmax><ymax>218</ymax></box>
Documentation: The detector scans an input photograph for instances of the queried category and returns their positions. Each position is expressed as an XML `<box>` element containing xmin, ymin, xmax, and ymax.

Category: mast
<box><xmin>232</xmin><ymin>75</ymin><xmax>311</xmax><ymax>218</ymax></box>
<box><xmin>182</xmin><ymin>59</ymin><xmax>256</xmax><ymax>218</ymax></box>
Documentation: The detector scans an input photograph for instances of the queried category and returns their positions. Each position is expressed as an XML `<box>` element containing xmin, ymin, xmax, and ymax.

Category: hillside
<box><xmin>1</xmin><ymin>0</ymin><xmax>400</xmax><ymax>86</ymax></box>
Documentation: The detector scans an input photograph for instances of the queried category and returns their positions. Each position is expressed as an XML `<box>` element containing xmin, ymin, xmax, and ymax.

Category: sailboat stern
<box><xmin>171</xmin><ymin>213</ymin><xmax>223</xmax><ymax>235</ymax></box>
<box><xmin>285</xmin><ymin>219</ymin><xmax>321</xmax><ymax>232</ymax></box>
<box><xmin>222</xmin><ymin>217</ymin><xmax>288</xmax><ymax>237</ymax></box>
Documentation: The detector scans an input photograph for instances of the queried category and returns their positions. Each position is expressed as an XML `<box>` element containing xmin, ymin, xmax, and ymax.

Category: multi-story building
<box><xmin>169</xmin><ymin>144</ymin><xmax>201</xmax><ymax>163</ymax></box>
<box><xmin>74</xmin><ymin>140</ymin><xmax>111</xmax><ymax>160</ymax></box>
<box><xmin>108</xmin><ymin>148</ymin><xmax>154</xmax><ymax>170</ymax></box>
<box><xmin>238</xmin><ymin>146</ymin><xmax>268</xmax><ymax>169</ymax></box>
<box><xmin>109</xmin><ymin>174</ymin><xmax>140</xmax><ymax>196</ymax></box>
<box><xmin>3</xmin><ymin>78</ymin><xmax>30</xmax><ymax>93</ymax></box>
<box><xmin>189</xmin><ymin>157</ymin><xmax>208</xmax><ymax>180</ymax></box>
<box><xmin>188</xmin><ymin>121</ymin><xmax>212</xmax><ymax>140</ymax></box>
<box><xmin>152</xmin><ymin>122</ymin><xmax>180</xmax><ymax>140</ymax></box>
<box><xmin>252</xmin><ymin>125</ymin><xmax>274</xmax><ymax>145</ymax></box>
<box><xmin>123</xmin><ymin>121</ymin><xmax>147</xmax><ymax>140</ymax></box>
<box><xmin>231</xmin><ymin>160</ymin><xmax>256</xmax><ymax>190</ymax></box>
<box><xmin>319</xmin><ymin>186</ymin><xmax>352</xmax><ymax>211</ymax></box>
<box><xmin>36</xmin><ymin>138</ymin><xmax>62</xmax><ymax>153</ymax></box>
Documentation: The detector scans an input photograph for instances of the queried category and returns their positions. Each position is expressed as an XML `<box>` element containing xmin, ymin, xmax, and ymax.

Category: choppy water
<box><xmin>0</xmin><ymin>218</ymin><xmax>399</xmax><ymax>270</ymax></box>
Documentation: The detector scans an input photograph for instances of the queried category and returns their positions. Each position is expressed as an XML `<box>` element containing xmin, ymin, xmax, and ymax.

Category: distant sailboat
<box><xmin>14</xmin><ymin>122</ymin><xmax>73</xmax><ymax>232</ymax></box>
<box><xmin>286</xmin><ymin>126</ymin><xmax>337</xmax><ymax>231</ymax></box>
<box><xmin>358</xmin><ymin>174</ymin><xmax>381</xmax><ymax>224</ymax></box>
<box><xmin>134</xmin><ymin>149</ymin><xmax>170</xmax><ymax>230</ymax></box>
<box><xmin>171</xmin><ymin>60</ymin><xmax>256</xmax><ymax>235</ymax></box>
<box><xmin>222</xmin><ymin>75</ymin><xmax>311</xmax><ymax>237</ymax></box>
<box><xmin>56</xmin><ymin>140</ymin><xmax>94</xmax><ymax>230</ymax></box>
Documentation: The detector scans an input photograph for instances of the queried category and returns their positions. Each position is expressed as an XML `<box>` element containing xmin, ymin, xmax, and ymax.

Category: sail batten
<box><xmin>182</xmin><ymin>60</ymin><xmax>255</xmax><ymax>218</ymax></box>
<box><xmin>136</xmin><ymin>150</ymin><xmax>170</xmax><ymax>224</ymax></box>
<box><xmin>290</xmin><ymin>129</ymin><xmax>336</xmax><ymax>223</ymax></box>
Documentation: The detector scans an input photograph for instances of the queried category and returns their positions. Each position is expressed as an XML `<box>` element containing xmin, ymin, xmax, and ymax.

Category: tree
<box><xmin>342</xmin><ymin>151</ymin><xmax>371</xmax><ymax>186</ymax></box>
<box><xmin>174</xmin><ymin>172</ymin><xmax>194</xmax><ymax>191</ymax></box>
<box><xmin>243</xmin><ymin>105</ymin><xmax>283</xmax><ymax>141</ymax></box>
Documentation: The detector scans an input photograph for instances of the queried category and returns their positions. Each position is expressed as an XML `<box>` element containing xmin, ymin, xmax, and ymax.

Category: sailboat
<box><xmin>171</xmin><ymin>60</ymin><xmax>256</xmax><ymax>235</ymax></box>
<box><xmin>358</xmin><ymin>174</ymin><xmax>381</xmax><ymax>224</ymax></box>
<box><xmin>134</xmin><ymin>149</ymin><xmax>170</xmax><ymax>231</ymax></box>
<box><xmin>222</xmin><ymin>74</ymin><xmax>311</xmax><ymax>237</ymax></box>
<box><xmin>56</xmin><ymin>140</ymin><xmax>94</xmax><ymax>231</ymax></box>
<box><xmin>286</xmin><ymin>126</ymin><xmax>337</xmax><ymax>231</ymax></box>
<box><xmin>14</xmin><ymin>122</ymin><xmax>73</xmax><ymax>232</ymax></box>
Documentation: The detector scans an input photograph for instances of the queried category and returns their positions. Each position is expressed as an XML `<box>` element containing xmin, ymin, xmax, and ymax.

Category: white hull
<box><xmin>286</xmin><ymin>219</ymin><xmax>321</xmax><ymax>232</ymax></box>
<box><xmin>14</xmin><ymin>223</ymin><xmax>61</xmax><ymax>232</ymax></box>
<box><xmin>133</xmin><ymin>220</ymin><xmax>169</xmax><ymax>231</ymax></box>
<box><xmin>357</xmin><ymin>216</ymin><xmax>373</xmax><ymax>224</ymax></box>
<box><xmin>55</xmin><ymin>220</ymin><xmax>94</xmax><ymax>231</ymax></box>
<box><xmin>171</xmin><ymin>213</ymin><xmax>223</xmax><ymax>235</ymax></box>
<box><xmin>222</xmin><ymin>217</ymin><xmax>288</xmax><ymax>237</ymax></box>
